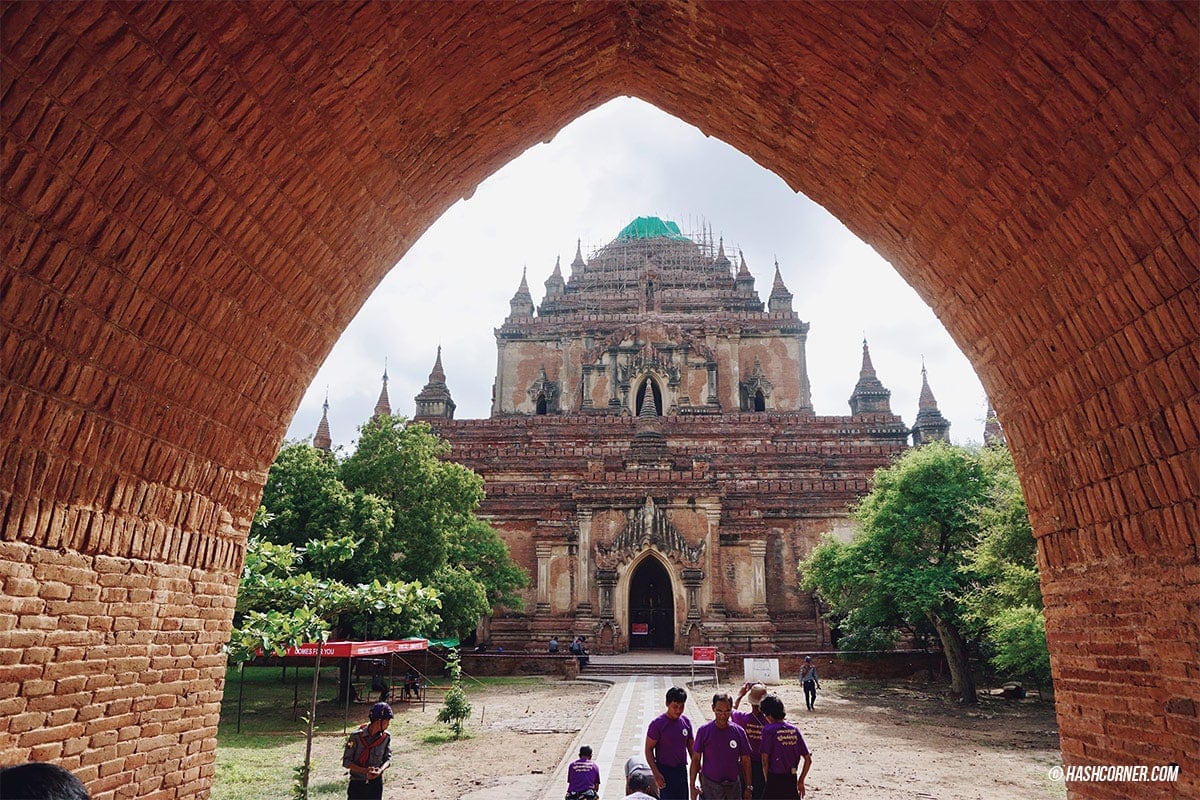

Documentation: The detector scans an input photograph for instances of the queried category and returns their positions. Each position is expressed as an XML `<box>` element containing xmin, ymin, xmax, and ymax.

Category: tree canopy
<box><xmin>801</xmin><ymin>441</ymin><xmax>1048</xmax><ymax>703</ymax></box>
<box><xmin>243</xmin><ymin>417</ymin><xmax>527</xmax><ymax>642</ymax></box>
<box><xmin>801</xmin><ymin>441</ymin><xmax>990</xmax><ymax>704</ymax></box>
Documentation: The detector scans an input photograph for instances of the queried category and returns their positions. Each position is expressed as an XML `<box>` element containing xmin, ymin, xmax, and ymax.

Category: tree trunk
<box><xmin>928</xmin><ymin>611</ymin><xmax>977</xmax><ymax>705</ymax></box>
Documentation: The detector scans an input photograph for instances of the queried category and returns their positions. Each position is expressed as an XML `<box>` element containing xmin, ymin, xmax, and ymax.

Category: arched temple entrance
<box><xmin>628</xmin><ymin>556</ymin><xmax>675</xmax><ymax>649</ymax></box>
<box><xmin>1</xmin><ymin>4</ymin><xmax>1195</xmax><ymax>799</ymax></box>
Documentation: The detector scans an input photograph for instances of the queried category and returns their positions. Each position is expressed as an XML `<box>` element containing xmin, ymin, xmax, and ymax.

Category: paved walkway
<box><xmin>536</xmin><ymin>674</ymin><xmax>719</xmax><ymax>800</ymax></box>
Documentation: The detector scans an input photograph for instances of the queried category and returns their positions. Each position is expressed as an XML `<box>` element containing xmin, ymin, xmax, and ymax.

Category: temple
<box><xmin>350</xmin><ymin>218</ymin><xmax>958</xmax><ymax>652</ymax></box>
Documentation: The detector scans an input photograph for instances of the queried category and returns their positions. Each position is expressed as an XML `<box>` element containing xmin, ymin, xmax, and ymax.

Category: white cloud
<box><xmin>288</xmin><ymin>99</ymin><xmax>988</xmax><ymax>451</ymax></box>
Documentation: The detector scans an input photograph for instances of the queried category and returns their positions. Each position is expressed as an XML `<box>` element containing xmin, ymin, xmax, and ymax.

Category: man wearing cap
<box><xmin>625</xmin><ymin>757</ymin><xmax>661</xmax><ymax>798</ymax></box>
<box><xmin>645</xmin><ymin>686</ymin><xmax>694</xmax><ymax>799</ymax></box>
<box><xmin>343</xmin><ymin>702</ymin><xmax>393</xmax><ymax>799</ymax></box>
<box><xmin>733</xmin><ymin>682</ymin><xmax>769</xmax><ymax>799</ymax></box>
<box><xmin>690</xmin><ymin>692</ymin><xmax>753</xmax><ymax>800</ymax></box>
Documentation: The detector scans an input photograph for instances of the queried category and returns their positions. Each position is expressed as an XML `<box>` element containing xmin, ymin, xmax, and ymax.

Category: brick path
<box><xmin>537</xmin><ymin>674</ymin><xmax>716</xmax><ymax>800</ymax></box>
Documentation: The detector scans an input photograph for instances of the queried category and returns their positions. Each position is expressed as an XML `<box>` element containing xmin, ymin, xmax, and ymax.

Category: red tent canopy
<box><xmin>281</xmin><ymin>638</ymin><xmax>428</xmax><ymax>658</ymax></box>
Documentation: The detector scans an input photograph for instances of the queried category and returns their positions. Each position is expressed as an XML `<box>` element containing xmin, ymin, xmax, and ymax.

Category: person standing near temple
<box><xmin>689</xmin><ymin>691</ymin><xmax>753</xmax><ymax>800</ymax></box>
<box><xmin>343</xmin><ymin>702</ymin><xmax>393</xmax><ymax>799</ymax></box>
<box><xmin>799</xmin><ymin>656</ymin><xmax>820</xmax><ymax>711</ymax></box>
<box><xmin>760</xmin><ymin>695</ymin><xmax>812</xmax><ymax>799</ymax></box>
<box><xmin>645</xmin><ymin>686</ymin><xmax>694</xmax><ymax>799</ymax></box>
<box><xmin>733</xmin><ymin>682</ymin><xmax>769</xmax><ymax>799</ymax></box>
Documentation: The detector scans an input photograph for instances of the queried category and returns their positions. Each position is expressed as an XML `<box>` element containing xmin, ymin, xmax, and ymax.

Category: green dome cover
<box><xmin>615</xmin><ymin>216</ymin><xmax>690</xmax><ymax>241</ymax></box>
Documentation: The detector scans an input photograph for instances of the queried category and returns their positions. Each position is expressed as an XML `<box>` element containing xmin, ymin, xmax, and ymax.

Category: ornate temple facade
<box><xmin>334</xmin><ymin>217</ymin><xmax>956</xmax><ymax>653</ymax></box>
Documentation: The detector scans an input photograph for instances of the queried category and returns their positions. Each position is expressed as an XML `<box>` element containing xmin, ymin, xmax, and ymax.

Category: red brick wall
<box><xmin>1</xmin><ymin>3</ymin><xmax>1195</xmax><ymax>798</ymax></box>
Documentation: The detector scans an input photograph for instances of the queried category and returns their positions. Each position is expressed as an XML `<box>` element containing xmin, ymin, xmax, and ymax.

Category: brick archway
<box><xmin>2</xmin><ymin>3</ymin><xmax>1195</xmax><ymax>798</ymax></box>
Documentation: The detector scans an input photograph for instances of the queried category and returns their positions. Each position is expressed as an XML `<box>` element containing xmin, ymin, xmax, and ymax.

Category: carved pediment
<box><xmin>594</xmin><ymin>496</ymin><xmax>705</xmax><ymax>569</ymax></box>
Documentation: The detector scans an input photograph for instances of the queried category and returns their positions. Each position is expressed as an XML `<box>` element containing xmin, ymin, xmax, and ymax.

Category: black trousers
<box><xmin>749</xmin><ymin>759</ymin><xmax>767</xmax><ymax>799</ymax></box>
<box><xmin>803</xmin><ymin>680</ymin><xmax>817</xmax><ymax>709</ymax></box>
<box><xmin>763</xmin><ymin>772</ymin><xmax>800</xmax><ymax>799</ymax></box>
<box><xmin>347</xmin><ymin>777</ymin><xmax>383</xmax><ymax>799</ymax></box>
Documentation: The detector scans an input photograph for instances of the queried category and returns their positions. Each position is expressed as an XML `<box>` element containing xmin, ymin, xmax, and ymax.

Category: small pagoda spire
<box><xmin>508</xmin><ymin>267</ymin><xmax>535</xmax><ymax>318</ymax></box>
<box><xmin>570</xmin><ymin>238</ymin><xmax>586</xmax><ymax>275</ymax></box>
<box><xmin>714</xmin><ymin>237</ymin><xmax>732</xmax><ymax>271</ymax></box>
<box><xmin>848</xmin><ymin>338</ymin><xmax>892</xmax><ymax>415</ymax></box>
<box><xmin>734</xmin><ymin>249</ymin><xmax>755</xmax><ymax>294</ymax></box>
<box><xmin>373</xmin><ymin>365</ymin><xmax>392</xmax><ymax>419</ymax></box>
<box><xmin>414</xmin><ymin>346</ymin><xmax>456</xmax><ymax>420</ymax></box>
<box><xmin>428</xmin><ymin>345</ymin><xmax>447</xmax><ymax>384</ymax></box>
<box><xmin>638</xmin><ymin>383</ymin><xmax>659</xmax><ymax>418</ymax></box>
<box><xmin>767</xmin><ymin>259</ymin><xmax>794</xmax><ymax>313</ymax></box>
<box><xmin>911</xmin><ymin>362</ymin><xmax>951</xmax><ymax>444</ymax></box>
<box><xmin>544</xmin><ymin>255</ymin><xmax>566</xmax><ymax>299</ymax></box>
<box><xmin>984</xmin><ymin>399</ymin><xmax>1005</xmax><ymax>446</ymax></box>
<box><xmin>312</xmin><ymin>393</ymin><xmax>332</xmax><ymax>452</ymax></box>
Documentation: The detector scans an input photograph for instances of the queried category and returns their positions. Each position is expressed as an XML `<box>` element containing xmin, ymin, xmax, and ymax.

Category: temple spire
<box><xmin>414</xmin><ymin>346</ymin><xmax>456</xmax><ymax>420</ymax></box>
<box><xmin>767</xmin><ymin>259</ymin><xmax>794</xmax><ymax>313</ymax></box>
<box><xmin>543</xmin><ymin>255</ymin><xmax>566</xmax><ymax>300</ymax></box>
<box><xmin>508</xmin><ymin>267</ymin><xmax>535</xmax><ymax>318</ymax></box>
<box><xmin>373</xmin><ymin>365</ymin><xmax>391</xmax><ymax>419</ymax></box>
<box><xmin>569</xmin><ymin>238</ymin><xmax>586</xmax><ymax>278</ymax></box>
<box><xmin>848</xmin><ymin>338</ymin><xmax>892</xmax><ymax>414</ymax></box>
<box><xmin>734</xmin><ymin>248</ymin><xmax>755</xmax><ymax>295</ymax></box>
<box><xmin>911</xmin><ymin>362</ymin><xmax>951</xmax><ymax>444</ymax></box>
<box><xmin>984</xmin><ymin>399</ymin><xmax>1005</xmax><ymax>446</ymax></box>
<box><xmin>312</xmin><ymin>393</ymin><xmax>332</xmax><ymax>452</ymax></box>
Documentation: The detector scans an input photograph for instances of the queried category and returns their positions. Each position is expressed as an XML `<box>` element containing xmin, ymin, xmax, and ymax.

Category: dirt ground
<box><xmin>306</xmin><ymin>677</ymin><xmax>1064</xmax><ymax>800</ymax></box>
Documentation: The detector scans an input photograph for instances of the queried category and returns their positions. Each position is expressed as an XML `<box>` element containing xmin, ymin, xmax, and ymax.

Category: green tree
<box><xmin>254</xmin><ymin>442</ymin><xmax>393</xmax><ymax>586</ymax></box>
<box><xmin>429</xmin><ymin>565</ymin><xmax>491</xmax><ymax>639</ymax></box>
<box><xmin>801</xmin><ymin>441</ymin><xmax>989</xmax><ymax>704</ymax></box>
<box><xmin>339</xmin><ymin>416</ymin><xmax>484</xmax><ymax>582</ymax></box>
<box><xmin>962</xmin><ymin>445</ymin><xmax>1050</xmax><ymax>686</ymax></box>
<box><xmin>228</xmin><ymin>534</ymin><xmax>440</xmax><ymax>799</ymax></box>
<box><xmin>447</xmin><ymin>518</ymin><xmax>529</xmax><ymax>611</ymax></box>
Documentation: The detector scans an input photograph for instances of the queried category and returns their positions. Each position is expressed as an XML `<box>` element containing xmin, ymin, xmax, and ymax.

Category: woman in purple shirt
<box><xmin>565</xmin><ymin>744</ymin><xmax>600</xmax><ymax>799</ymax></box>
<box><xmin>759</xmin><ymin>695</ymin><xmax>812</xmax><ymax>799</ymax></box>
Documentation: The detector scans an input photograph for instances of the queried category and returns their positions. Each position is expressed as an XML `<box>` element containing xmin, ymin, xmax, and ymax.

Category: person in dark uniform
<box><xmin>343</xmin><ymin>702</ymin><xmax>393</xmax><ymax>799</ymax></box>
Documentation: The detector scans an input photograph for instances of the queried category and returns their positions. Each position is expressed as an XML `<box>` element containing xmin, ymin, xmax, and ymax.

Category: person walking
<box><xmin>645</xmin><ymin>686</ymin><xmax>694</xmax><ymax>799</ymax></box>
<box><xmin>733</xmin><ymin>682</ymin><xmax>769</xmax><ymax>799</ymax></box>
<box><xmin>799</xmin><ymin>656</ymin><xmax>820</xmax><ymax>711</ymax></box>
<box><xmin>343</xmin><ymin>702</ymin><xmax>393</xmax><ymax>799</ymax></box>
<box><xmin>689</xmin><ymin>692</ymin><xmax>753</xmax><ymax>800</ymax></box>
<box><xmin>566</xmin><ymin>744</ymin><xmax>601</xmax><ymax>799</ymax></box>
<box><xmin>760</xmin><ymin>695</ymin><xmax>812</xmax><ymax>799</ymax></box>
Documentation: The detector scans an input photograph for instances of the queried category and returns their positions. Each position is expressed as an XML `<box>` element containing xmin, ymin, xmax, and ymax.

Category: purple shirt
<box><xmin>731</xmin><ymin>709</ymin><xmax>767</xmax><ymax>756</ymax></box>
<box><xmin>693</xmin><ymin>720</ymin><xmax>751</xmax><ymax>782</ymax></box>
<box><xmin>647</xmin><ymin>712</ymin><xmax>694</xmax><ymax>768</ymax></box>
<box><xmin>761</xmin><ymin>721</ymin><xmax>810</xmax><ymax>774</ymax></box>
<box><xmin>566</xmin><ymin>758</ymin><xmax>600</xmax><ymax>793</ymax></box>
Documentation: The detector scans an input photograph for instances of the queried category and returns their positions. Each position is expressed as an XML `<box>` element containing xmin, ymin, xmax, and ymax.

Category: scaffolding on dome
<box><xmin>566</xmin><ymin>215</ymin><xmax>746</xmax><ymax>315</ymax></box>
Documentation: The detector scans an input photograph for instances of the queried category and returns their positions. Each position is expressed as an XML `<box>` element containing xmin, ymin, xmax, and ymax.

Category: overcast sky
<box><xmin>285</xmin><ymin>98</ymin><xmax>989</xmax><ymax>452</ymax></box>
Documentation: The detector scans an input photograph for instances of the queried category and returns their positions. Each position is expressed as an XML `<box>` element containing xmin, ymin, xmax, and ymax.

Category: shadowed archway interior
<box><xmin>628</xmin><ymin>556</ymin><xmax>675</xmax><ymax>650</ymax></box>
<box><xmin>1</xmin><ymin>3</ymin><xmax>1196</xmax><ymax>799</ymax></box>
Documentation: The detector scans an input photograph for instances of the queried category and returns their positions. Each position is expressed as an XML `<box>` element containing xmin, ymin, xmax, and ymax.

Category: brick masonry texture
<box><xmin>0</xmin><ymin>3</ymin><xmax>1196</xmax><ymax>799</ymax></box>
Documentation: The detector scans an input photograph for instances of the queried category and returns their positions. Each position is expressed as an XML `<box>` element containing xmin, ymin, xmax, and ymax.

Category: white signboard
<box><xmin>743</xmin><ymin>658</ymin><xmax>780</xmax><ymax>684</ymax></box>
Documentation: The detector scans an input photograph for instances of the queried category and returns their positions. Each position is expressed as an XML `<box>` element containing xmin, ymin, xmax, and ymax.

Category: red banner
<box><xmin>691</xmin><ymin>646</ymin><xmax>717</xmax><ymax>664</ymax></box>
<box><xmin>632</xmin><ymin>623</ymin><xmax>649</xmax><ymax>635</ymax></box>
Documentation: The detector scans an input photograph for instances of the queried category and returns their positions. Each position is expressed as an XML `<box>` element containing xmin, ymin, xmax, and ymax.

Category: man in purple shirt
<box><xmin>645</xmin><ymin>686</ymin><xmax>694</xmax><ymax>799</ymax></box>
<box><xmin>759</xmin><ymin>695</ymin><xmax>812</xmax><ymax>799</ymax></box>
<box><xmin>732</xmin><ymin>682</ymin><xmax>769</xmax><ymax>799</ymax></box>
<box><xmin>565</xmin><ymin>744</ymin><xmax>601</xmax><ymax>799</ymax></box>
<box><xmin>690</xmin><ymin>692</ymin><xmax>753</xmax><ymax>800</ymax></box>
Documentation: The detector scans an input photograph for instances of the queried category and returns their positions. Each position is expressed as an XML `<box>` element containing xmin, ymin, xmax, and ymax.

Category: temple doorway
<box><xmin>628</xmin><ymin>557</ymin><xmax>674</xmax><ymax>649</ymax></box>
